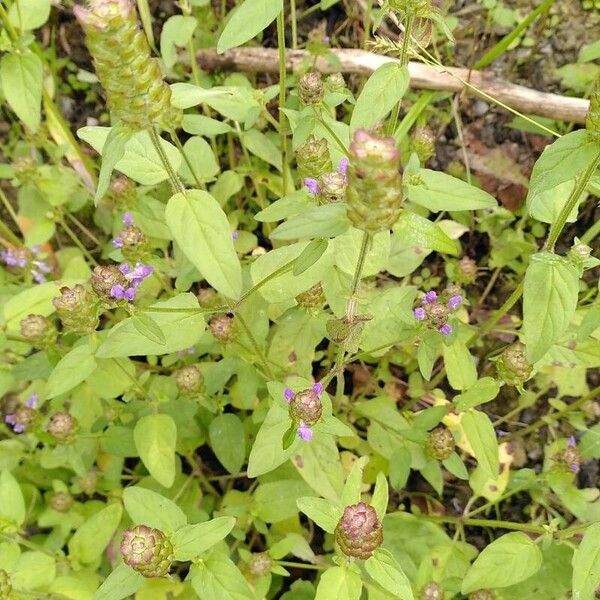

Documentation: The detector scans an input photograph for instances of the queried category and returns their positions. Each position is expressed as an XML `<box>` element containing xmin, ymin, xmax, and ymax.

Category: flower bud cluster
<box><xmin>209</xmin><ymin>314</ymin><xmax>237</xmax><ymax>343</ymax></box>
<box><xmin>426</xmin><ymin>425</ymin><xmax>455</xmax><ymax>460</ymax></box>
<box><xmin>90</xmin><ymin>261</ymin><xmax>153</xmax><ymax>302</ymax></box>
<box><xmin>74</xmin><ymin>0</ymin><xmax>179</xmax><ymax>129</ymax></box>
<box><xmin>284</xmin><ymin>383</ymin><xmax>324</xmax><ymax>442</ymax></box>
<box><xmin>304</xmin><ymin>158</ymin><xmax>349</xmax><ymax>204</ymax></box>
<box><xmin>496</xmin><ymin>342</ymin><xmax>532</xmax><ymax>387</ymax></box>
<box><xmin>413</xmin><ymin>286</ymin><xmax>463</xmax><ymax>336</ymax></box>
<box><xmin>120</xmin><ymin>525</ymin><xmax>174</xmax><ymax>577</ymax></box>
<box><xmin>335</xmin><ymin>502</ymin><xmax>383</xmax><ymax>559</ymax></box>
<box><xmin>175</xmin><ymin>365</ymin><xmax>203</xmax><ymax>394</ymax></box>
<box><xmin>346</xmin><ymin>129</ymin><xmax>403</xmax><ymax>232</ymax></box>
<box><xmin>1</xmin><ymin>245</ymin><xmax>52</xmax><ymax>283</ymax></box>
<box><xmin>47</xmin><ymin>412</ymin><xmax>79</xmax><ymax>443</ymax></box>
<box><xmin>5</xmin><ymin>393</ymin><xmax>39</xmax><ymax>434</ymax></box>
<box><xmin>112</xmin><ymin>212</ymin><xmax>149</xmax><ymax>261</ymax></box>
<box><xmin>20</xmin><ymin>314</ymin><xmax>57</xmax><ymax>349</ymax></box>
<box><xmin>53</xmin><ymin>285</ymin><xmax>100</xmax><ymax>335</ymax></box>
<box><xmin>298</xmin><ymin>72</ymin><xmax>324</xmax><ymax>105</ymax></box>
<box><xmin>296</xmin><ymin>135</ymin><xmax>333</xmax><ymax>181</ymax></box>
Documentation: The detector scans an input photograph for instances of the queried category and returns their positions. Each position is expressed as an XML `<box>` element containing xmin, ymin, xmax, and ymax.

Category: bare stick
<box><xmin>194</xmin><ymin>47</ymin><xmax>589</xmax><ymax>124</ymax></box>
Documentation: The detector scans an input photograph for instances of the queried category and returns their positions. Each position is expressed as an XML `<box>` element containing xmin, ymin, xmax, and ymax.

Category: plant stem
<box><xmin>170</xmin><ymin>129</ymin><xmax>205</xmax><ymax>190</ymax></box>
<box><xmin>417</xmin><ymin>513</ymin><xmax>548</xmax><ymax>535</ymax></box>
<box><xmin>544</xmin><ymin>152</ymin><xmax>600</xmax><ymax>251</ymax></box>
<box><xmin>277</xmin><ymin>560</ymin><xmax>327</xmax><ymax>571</ymax></box>
<box><xmin>149</xmin><ymin>127</ymin><xmax>185</xmax><ymax>195</ymax></box>
<box><xmin>277</xmin><ymin>9</ymin><xmax>290</xmax><ymax>193</ymax></box>
<box><xmin>58</xmin><ymin>218</ymin><xmax>99</xmax><ymax>266</ymax></box>
<box><xmin>64</xmin><ymin>211</ymin><xmax>102</xmax><ymax>246</ymax></box>
<box><xmin>290</xmin><ymin>0</ymin><xmax>298</xmax><ymax>49</ymax></box>
<box><xmin>387</xmin><ymin>13</ymin><xmax>414</xmax><ymax>134</ymax></box>
<box><xmin>235</xmin><ymin>311</ymin><xmax>274</xmax><ymax>380</ymax></box>
<box><xmin>313</xmin><ymin>108</ymin><xmax>350</xmax><ymax>157</ymax></box>
<box><xmin>347</xmin><ymin>231</ymin><xmax>371</xmax><ymax>319</ymax></box>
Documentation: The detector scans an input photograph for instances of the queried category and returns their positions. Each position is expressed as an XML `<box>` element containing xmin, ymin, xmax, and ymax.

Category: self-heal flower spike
<box><xmin>5</xmin><ymin>394</ymin><xmax>38</xmax><ymax>434</ymax></box>
<box><xmin>496</xmin><ymin>342</ymin><xmax>532</xmax><ymax>387</ymax></box>
<box><xmin>74</xmin><ymin>0</ymin><xmax>179</xmax><ymax>130</ymax></box>
<box><xmin>287</xmin><ymin>384</ymin><xmax>323</xmax><ymax>441</ymax></box>
<box><xmin>175</xmin><ymin>365</ymin><xmax>203</xmax><ymax>394</ymax></box>
<box><xmin>47</xmin><ymin>412</ymin><xmax>79</xmax><ymax>443</ymax></box>
<box><xmin>335</xmin><ymin>502</ymin><xmax>383</xmax><ymax>559</ymax></box>
<box><xmin>420</xmin><ymin>582</ymin><xmax>443</xmax><ymax>600</ymax></box>
<box><xmin>423</xmin><ymin>290</ymin><xmax>437</xmax><ymax>304</ymax></box>
<box><xmin>297</xmin><ymin>422</ymin><xmax>313</xmax><ymax>441</ymax></box>
<box><xmin>20</xmin><ymin>314</ymin><xmax>57</xmax><ymax>349</ymax></box>
<box><xmin>120</xmin><ymin>525</ymin><xmax>174</xmax><ymax>578</ymax></box>
<box><xmin>53</xmin><ymin>285</ymin><xmax>100</xmax><ymax>335</ymax></box>
<box><xmin>426</xmin><ymin>425</ymin><xmax>455</xmax><ymax>460</ymax></box>
<box><xmin>295</xmin><ymin>135</ymin><xmax>333</xmax><ymax>180</ymax></box>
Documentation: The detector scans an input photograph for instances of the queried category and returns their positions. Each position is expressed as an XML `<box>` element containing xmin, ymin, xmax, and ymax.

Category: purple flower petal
<box><xmin>304</xmin><ymin>177</ymin><xmax>320</xmax><ymax>195</ymax></box>
<box><xmin>110</xmin><ymin>284</ymin><xmax>126</xmax><ymax>300</ymax></box>
<box><xmin>284</xmin><ymin>387</ymin><xmax>295</xmax><ymax>403</ymax></box>
<box><xmin>312</xmin><ymin>382</ymin><xmax>323</xmax><ymax>397</ymax></box>
<box><xmin>448</xmin><ymin>295</ymin><xmax>463</xmax><ymax>310</ymax></box>
<box><xmin>119</xmin><ymin>262</ymin><xmax>131</xmax><ymax>275</ymax></box>
<box><xmin>123</xmin><ymin>212</ymin><xmax>134</xmax><ymax>226</ymax></box>
<box><xmin>337</xmin><ymin>158</ymin><xmax>349</xmax><ymax>176</ymax></box>
<box><xmin>13</xmin><ymin>424</ymin><xmax>24</xmax><ymax>433</ymax></box>
<box><xmin>32</xmin><ymin>271</ymin><xmax>47</xmax><ymax>284</ymax></box>
<box><xmin>423</xmin><ymin>291</ymin><xmax>437</xmax><ymax>304</ymax></box>
<box><xmin>414</xmin><ymin>307</ymin><xmax>426</xmax><ymax>321</ymax></box>
<box><xmin>112</xmin><ymin>237</ymin><xmax>124</xmax><ymax>248</ymax></box>
<box><xmin>232</xmin><ymin>230</ymin><xmax>239</xmax><ymax>241</ymax></box>
<box><xmin>439</xmin><ymin>323</ymin><xmax>453</xmax><ymax>336</ymax></box>
<box><xmin>123</xmin><ymin>287</ymin><xmax>136</xmax><ymax>301</ymax></box>
<box><xmin>5</xmin><ymin>415</ymin><xmax>16</xmax><ymax>425</ymax></box>
<box><xmin>297</xmin><ymin>422</ymin><xmax>313</xmax><ymax>441</ymax></box>
<box><xmin>26</xmin><ymin>393</ymin><xmax>38</xmax><ymax>408</ymax></box>
<box><xmin>567</xmin><ymin>436</ymin><xmax>576</xmax><ymax>448</ymax></box>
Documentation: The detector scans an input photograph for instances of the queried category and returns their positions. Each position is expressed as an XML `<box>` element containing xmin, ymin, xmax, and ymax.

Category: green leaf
<box><xmin>442</xmin><ymin>339</ymin><xmax>477</xmax><ymax>391</ymax></box>
<box><xmin>182</xmin><ymin>114</ymin><xmax>232</xmax><ymax>136</ymax></box>
<box><xmin>191</xmin><ymin>552</ymin><xmax>255</xmax><ymax>600</ymax></box>
<box><xmin>461</xmin><ymin>410</ymin><xmax>499</xmax><ymax>480</ymax></box>
<box><xmin>2</xmin><ymin>282</ymin><xmax>61</xmax><ymax>329</ymax></box>
<box><xmin>133</xmin><ymin>414</ymin><xmax>177</xmax><ymax>488</ymax></box>
<box><xmin>77</xmin><ymin>127</ymin><xmax>182</xmax><ymax>185</ymax></box>
<box><xmin>527</xmin><ymin>129</ymin><xmax>600</xmax><ymax>202</ymax></box>
<box><xmin>341</xmin><ymin>455</ymin><xmax>369</xmax><ymax>506</ymax></box>
<box><xmin>0</xmin><ymin>53</ymin><xmax>43</xmax><ymax>131</ymax></box>
<box><xmin>166</xmin><ymin>190</ymin><xmax>242</xmax><ymax>299</ymax></box>
<box><xmin>527</xmin><ymin>179</ymin><xmax>579</xmax><ymax>225</ymax></box>
<box><xmin>296</xmin><ymin>497</ymin><xmax>341</xmax><ymax>534</ymax></box>
<box><xmin>131</xmin><ymin>314</ymin><xmax>166</xmax><ymax>346</ymax></box>
<box><xmin>255</xmin><ymin>479</ymin><xmax>313</xmax><ymax>523</ymax></box>
<box><xmin>461</xmin><ymin>532</ymin><xmax>543</xmax><ymax>594</ymax></box>
<box><xmin>171</xmin><ymin>517</ymin><xmax>236</xmax><ymax>561</ymax></box>
<box><xmin>270</xmin><ymin>204</ymin><xmax>350</xmax><ymax>240</ymax></box>
<box><xmin>454</xmin><ymin>377</ymin><xmax>500</xmax><ymax>411</ymax></box>
<box><xmin>293</xmin><ymin>239</ymin><xmax>329</xmax><ymax>276</ymax></box>
<box><xmin>393</xmin><ymin>211</ymin><xmax>459</xmax><ymax>256</ymax></box>
<box><xmin>160</xmin><ymin>15</ymin><xmax>197</xmax><ymax>69</ymax></box>
<box><xmin>93</xmin><ymin>563</ymin><xmax>144</xmax><ymax>600</ymax></box>
<box><xmin>314</xmin><ymin>566</ymin><xmax>362</xmax><ymax>600</ymax></box>
<box><xmin>8</xmin><ymin>0</ymin><xmax>51</xmax><ymax>30</ymax></box>
<box><xmin>217</xmin><ymin>0</ymin><xmax>283</xmax><ymax>53</ymax></box>
<box><xmin>122</xmin><ymin>486</ymin><xmax>187</xmax><ymax>533</ymax></box>
<box><xmin>243</xmin><ymin>129</ymin><xmax>283</xmax><ymax>170</ymax></box>
<box><xmin>96</xmin><ymin>293</ymin><xmax>205</xmax><ymax>358</ymax></box>
<box><xmin>46</xmin><ymin>342</ymin><xmax>97</xmax><ymax>398</ymax></box>
<box><xmin>0</xmin><ymin>470</ymin><xmax>25</xmax><ymax>527</ymax></box>
<box><xmin>405</xmin><ymin>169</ymin><xmax>497</xmax><ymax>212</ymax></box>
<box><xmin>350</xmin><ymin>63</ymin><xmax>409</xmax><ymax>130</ymax></box>
<box><xmin>11</xmin><ymin>551</ymin><xmax>55</xmax><ymax>591</ymax></box>
<box><xmin>208</xmin><ymin>414</ymin><xmax>245</xmax><ymax>474</ymax></box>
<box><xmin>95</xmin><ymin>123</ymin><xmax>131</xmax><ymax>205</ymax></box>
<box><xmin>247</xmin><ymin>401</ymin><xmax>298</xmax><ymax>477</ymax></box>
<box><xmin>68</xmin><ymin>503</ymin><xmax>123</xmax><ymax>565</ymax></box>
<box><xmin>365</xmin><ymin>548</ymin><xmax>414</xmax><ymax>600</ymax></box>
<box><xmin>572</xmin><ymin>521</ymin><xmax>600</xmax><ymax>600</ymax></box>
<box><xmin>389</xmin><ymin>447</ymin><xmax>411</xmax><ymax>490</ymax></box>
<box><xmin>523</xmin><ymin>253</ymin><xmax>579</xmax><ymax>363</ymax></box>
<box><xmin>371</xmin><ymin>472</ymin><xmax>389</xmax><ymax>521</ymax></box>
<box><xmin>180</xmin><ymin>136</ymin><xmax>220</xmax><ymax>183</ymax></box>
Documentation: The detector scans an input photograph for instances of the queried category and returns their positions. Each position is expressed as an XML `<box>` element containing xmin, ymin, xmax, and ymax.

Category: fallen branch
<box><xmin>195</xmin><ymin>47</ymin><xmax>589</xmax><ymax>124</ymax></box>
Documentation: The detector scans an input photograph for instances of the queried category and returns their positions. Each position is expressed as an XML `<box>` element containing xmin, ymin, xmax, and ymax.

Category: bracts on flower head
<box><xmin>52</xmin><ymin>284</ymin><xmax>99</xmax><ymax>335</ymax></box>
<box><xmin>413</xmin><ymin>285</ymin><xmax>464</xmax><ymax>336</ymax></box>
<box><xmin>5</xmin><ymin>393</ymin><xmax>38</xmax><ymax>434</ymax></box>
<box><xmin>47</xmin><ymin>412</ymin><xmax>79</xmax><ymax>443</ymax></box>
<box><xmin>20</xmin><ymin>314</ymin><xmax>57</xmax><ymax>349</ymax></box>
<box><xmin>120</xmin><ymin>525</ymin><xmax>174</xmax><ymax>578</ymax></box>
<box><xmin>334</xmin><ymin>502</ymin><xmax>383</xmax><ymax>559</ymax></box>
<box><xmin>284</xmin><ymin>383</ymin><xmax>324</xmax><ymax>441</ymax></box>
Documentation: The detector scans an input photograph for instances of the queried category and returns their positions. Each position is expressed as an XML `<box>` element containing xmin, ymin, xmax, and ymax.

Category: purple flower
<box><xmin>26</xmin><ymin>393</ymin><xmax>38</xmax><ymax>408</ymax></box>
<box><xmin>338</xmin><ymin>158</ymin><xmax>349</xmax><ymax>176</ymax></box>
<box><xmin>13</xmin><ymin>423</ymin><xmax>25</xmax><ymax>433</ymax></box>
<box><xmin>297</xmin><ymin>422</ymin><xmax>313</xmax><ymax>441</ymax></box>
<box><xmin>448</xmin><ymin>295</ymin><xmax>462</xmax><ymax>310</ymax></box>
<box><xmin>178</xmin><ymin>346</ymin><xmax>195</xmax><ymax>358</ymax></box>
<box><xmin>123</xmin><ymin>212</ymin><xmax>134</xmax><ymax>226</ymax></box>
<box><xmin>113</xmin><ymin>237</ymin><xmax>124</xmax><ymax>249</ymax></box>
<box><xmin>423</xmin><ymin>291</ymin><xmax>437</xmax><ymax>304</ymax></box>
<box><xmin>121</xmin><ymin>262</ymin><xmax>153</xmax><ymax>287</ymax></box>
<box><xmin>322</xmin><ymin>36</ymin><xmax>330</xmax><ymax>44</ymax></box>
<box><xmin>232</xmin><ymin>230</ymin><xmax>239</xmax><ymax>241</ymax></box>
<box><xmin>567</xmin><ymin>436</ymin><xmax>576</xmax><ymax>448</ymax></box>
<box><xmin>569</xmin><ymin>462</ymin><xmax>580</xmax><ymax>474</ymax></box>
<box><xmin>304</xmin><ymin>177</ymin><xmax>320</xmax><ymax>195</ymax></box>
<box><xmin>123</xmin><ymin>287</ymin><xmax>136</xmax><ymax>301</ymax></box>
<box><xmin>439</xmin><ymin>323</ymin><xmax>453</xmax><ymax>336</ymax></box>
<box><xmin>1</xmin><ymin>248</ymin><xmax>27</xmax><ymax>268</ymax></box>
<box><xmin>414</xmin><ymin>307</ymin><xmax>426</xmax><ymax>321</ymax></box>
<box><xmin>110</xmin><ymin>284</ymin><xmax>127</xmax><ymax>300</ymax></box>
<box><xmin>32</xmin><ymin>270</ymin><xmax>47</xmax><ymax>284</ymax></box>
<box><xmin>284</xmin><ymin>387</ymin><xmax>295</xmax><ymax>403</ymax></box>
<box><xmin>312</xmin><ymin>382</ymin><xmax>323</xmax><ymax>397</ymax></box>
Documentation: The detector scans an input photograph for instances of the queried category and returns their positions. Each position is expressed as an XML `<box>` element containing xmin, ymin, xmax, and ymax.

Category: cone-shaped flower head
<box><xmin>50</xmin><ymin>491</ymin><xmax>74</xmax><ymax>512</ymax></box>
<box><xmin>411</xmin><ymin>126</ymin><xmax>436</xmax><ymax>163</ymax></box>
<box><xmin>295</xmin><ymin>283</ymin><xmax>325</xmax><ymax>311</ymax></box>
<box><xmin>47</xmin><ymin>412</ymin><xmax>79</xmax><ymax>443</ymax></box>
<box><xmin>335</xmin><ymin>502</ymin><xmax>383</xmax><ymax>559</ymax></box>
<box><xmin>319</xmin><ymin>171</ymin><xmax>347</xmax><ymax>203</ymax></box>
<box><xmin>457</xmin><ymin>256</ymin><xmax>478</xmax><ymax>284</ymax></box>
<box><xmin>209</xmin><ymin>314</ymin><xmax>237</xmax><ymax>343</ymax></box>
<box><xmin>469</xmin><ymin>590</ymin><xmax>496</xmax><ymax>600</ymax></box>
<box><xmin>120</xmin><ymin>525</ymin><xmax>174</xmax><ymax>577</ymax></box>
<box><xmin>248</xmin><ymin>552</ymin><xmax>272</xmax><ymax>577</ymax></box>
<box><xmin>586</xmin><ymin>81</ymin><xmax>600</xmax><ymax>135</ymax></box>
<box><xmin>296</xmin><ymin>135</ymin><xmax>333</xmax><ymax>180</ymax></box>
<box><xmin>426</xmin><ymin>425</ymin><xmax>455</xmax><ymax>460</ymax></box>
<box><xmin>74</xmin><ymin>0</ymin><xmax>178</xmax><ymax>129</ymax></box>
<box><xmin>496</xmin><ymin>342</ymin><xmax>532</xmax><ymax>386</ymax></box>
<box><xmin>53</xmin><ymin>284</ymin><xmax>99</xmax><ymax>335</ymax></box>
<box><xmin>346</xmin><ymin>129</ymin><xmax>403</xmax><ymax>232</ymax></box>
<box><xmin>298</xmin><ymin>72</ymin><xmax>324</xmax><ymax>105</ymax></box>
<box><xmin>175</xmin><ymin>365</ymin><xmax>203</xmax><ymax>393</ymax></box>
<box><xmin>20</xmin><ymin>314</ymin><xmax>57</xmax><ymax>349</ymax></box>
<box><xmin>287</xmin><ymin>384</ymin><xmax>323</xmax><ymax>427</ymax></box>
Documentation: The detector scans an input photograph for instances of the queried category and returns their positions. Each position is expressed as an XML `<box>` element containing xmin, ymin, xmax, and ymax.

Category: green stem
<box><xmin>387</xmin><ymin>13</ymin><xmax>414</xmax><ymax>134</ymax></box>
<box><xmin>0</xmin><ymin>185</ymin><xmax>21</xmax><ymax>233</ymax></box>
<box><xmin>313</xmin><ymin>108</ymin><xmax>350</xmax><ymax>157</ymax></box>
<box><xmin>277</xmin><ymin>560</ymin><xmax>326</xmax><ymax>571</ymax></box>
<box><xmin>58</xmin><ymin>218</ymin><xmax>99</xmax><ymax>266</ymax></box>
<box><xmin>290</xmin><ymin>0</ymin><xmax>298</xmax><ymax>49</ymax></box>
<box><xmin>417</xmin><ymin>513</ymin><xmax>548</xmax><ymax>535</ymax></box>
<box><xmin>64</xmin><ymin>211</ymin><xmax>102</xmax><ymax>246</ymax></box>
<box><xmin>580</xmin><ymin>215</ymin><xmax>600</xmax><ymax>244</ymax></box>
<box><xmin>347</xmin><ymin>231</ymin><xmax>371</xmax><ymax>319</ymax></box>
<box><xmin>277</xmin><ymin>9</ymin><xmax>290</xmax><ymax>194</ymax></box>
<box><xmin>0</xmin><ymin>217</ymin><xmax>21</xmax><ymax>247</ymax></box>
<box><xmin>149</xmin><ymin>127</ymin><xmax>185</xmax><ymax>195</ymax></box>
<box><xmin>170</xmin><ymin>129</ymin><xmax>205</xmax><ymax>190</ymax></box>
<box><xmin>544</xmin><ymin>152</ymin><xmax>600</xmax><ymax>251</ymax></box>
<box><xmin>235</xmin><ymin>312</ymin><xmax>274</xmax><ymax>380</ymax></box>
